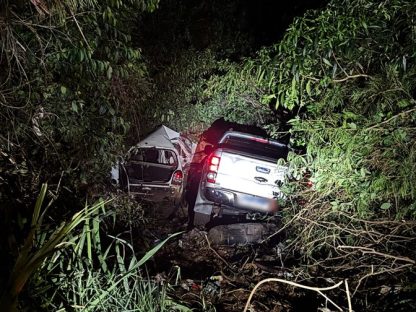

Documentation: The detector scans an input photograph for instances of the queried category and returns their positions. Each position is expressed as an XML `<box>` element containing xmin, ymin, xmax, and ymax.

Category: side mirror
<box><xmin>204</xmin><ymin>144</ymin><xmax>214</xmax><ymax>154</ymax></box>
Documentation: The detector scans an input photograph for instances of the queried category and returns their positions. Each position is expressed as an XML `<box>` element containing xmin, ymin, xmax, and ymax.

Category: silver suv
<box><xmin>115</xmin><ymin>126</ymin><xmax>195</xmax><ymax>211</ymax></box>
<box><xmin>190</xmin><ymin>131</ymin><xmax>288</xmax><ymax>228</ymax></box>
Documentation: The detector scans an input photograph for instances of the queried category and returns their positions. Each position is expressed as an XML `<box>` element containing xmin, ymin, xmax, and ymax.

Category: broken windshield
<box><xmin>130</xmin><ymin>148</ymin><xmax>178</xmax><ymax>166</ymax></box>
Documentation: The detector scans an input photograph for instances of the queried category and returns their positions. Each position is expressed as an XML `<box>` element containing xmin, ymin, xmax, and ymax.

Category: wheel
<box><xmin>207</xmin><ymin>223</ymin><xmax>278</xmax><ymax>245</ymax></box>
<box><xmin>193</xmin><ymin>211</ymin><xmax>212</xmax><ymax>227</ymax></box>
<box><xmin>191</xmin><ymin>186</ymin><xmax>213</xmax><ymax>228</ymax></box>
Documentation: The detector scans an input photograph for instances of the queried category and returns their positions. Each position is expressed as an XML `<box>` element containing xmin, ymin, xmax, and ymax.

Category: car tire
<box><xmin>193</xmin><ymin>211</ymin><xmax>211</xmax><ymax>227</ymax></box>
<box><xmin>207</xmin><ymin>223</ymin><xmax>277</xmax><ymax>245</ymax></box>
<box><xmin>189</xmin><ymin>182</ymin><xmax>213</xmax><ymax>228</ymax></box>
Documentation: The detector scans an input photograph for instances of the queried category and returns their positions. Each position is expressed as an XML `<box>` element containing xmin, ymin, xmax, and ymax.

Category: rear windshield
<box><xmin>124</xmin><ymin>148</ymin><xmax>178</xmax><ymax>183</ymax></box>
<box><xmin>130</xmin><ymin>148</ymin><xmax>178</xmax><ymax>166</ymax></box>
<box><xmin>219</xmin><ymin>136</ymin><xmax>288</xmax><ymax>160</ymax></box>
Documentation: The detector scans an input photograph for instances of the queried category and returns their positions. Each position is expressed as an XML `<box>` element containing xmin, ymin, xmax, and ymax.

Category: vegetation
<box><xmin>200</xmin><ymin>0</ymin><xmax>416</xmax><ymax>216</ymax></box>
<box><xmin>172</xmin><ymin>0</ymin><xmax>416</xmax><ymax>309</ymax></box>
<box><xmin>0</xmin><ymin>184</ymin><xmax>185</xmax><ymax>311</ymax></box>
<box><xmin>1</xmin><ymin>0</ymin><xmax>416</xmax><ymax>310</ymax></box>
<box><xmin>29</xmin><ymin>204</ymin><xmax>185</xmax><ymax>312</ymax></box>
<box><xmin>0</xmin><ymin>184</ymin><xmax>109</xmax><ymax>311</ymax></box>
<box><xmin>0</xmin><ymin>0</ymin><xmax>184</xmax><ymax>310</ymax></box>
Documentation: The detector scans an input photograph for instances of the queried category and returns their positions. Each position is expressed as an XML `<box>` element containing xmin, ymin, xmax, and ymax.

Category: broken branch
<box><xmin>243</xmin><ymin>278</ymin><xmax>343</xmax><ymax>312</ymax></box>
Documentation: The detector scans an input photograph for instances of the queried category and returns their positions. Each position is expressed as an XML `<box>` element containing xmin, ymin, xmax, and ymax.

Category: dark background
<box><xmin>137</xmin><ymin>0</ymin><xmax>328</xmax><ymax>64</ymax></box>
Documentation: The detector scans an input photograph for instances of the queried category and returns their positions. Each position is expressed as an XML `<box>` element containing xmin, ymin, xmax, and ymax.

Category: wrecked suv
<box><xmin>191</xmin><ymin>131</ymin><xmax>288</xmax><ymax>230</ymax></box>
<box><xmin>116</xmin><ymin>125</ymin><xmax>194</xmax><ymax>211</ymax></box>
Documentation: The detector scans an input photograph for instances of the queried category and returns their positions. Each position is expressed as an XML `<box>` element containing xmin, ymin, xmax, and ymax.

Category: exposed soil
<box><xmin>135</xmin><ymin>204</ymin><xmax>324</xmax><ymax>312</ymax></box>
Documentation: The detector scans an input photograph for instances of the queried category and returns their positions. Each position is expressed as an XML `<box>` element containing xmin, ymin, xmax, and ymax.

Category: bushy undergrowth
<box><xmin>0</xmin><ymin>185</ymin><xmax>187</xmax><ymax>311</ymax></box>
<box><xmin>174</xmin><ymin>0</ymin><xmax>416</xmax><ymax>308</ymax></box>
<box><xmin>0</xmin><ymin>1</ymin><xmax>159</xmax><ymax>308</ymax></box>
<box><xmin>194</xmin><ymin>0</ymin><xmax>416</xmax><ymax>220</ymax></box>
<box><xmin>30</xmin><ymin>203</ymin><xmax>185</xmax><ymax>312</ymax></box>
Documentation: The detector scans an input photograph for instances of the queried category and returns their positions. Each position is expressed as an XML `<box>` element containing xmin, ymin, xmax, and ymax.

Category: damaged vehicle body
<box><xmin>116</xmin><ymin>125</ymin><xmax>195</xmax><ymax>210</ymax></box>
<box><xmin>188</xmin><ymin>129</ymin><xmax>289</xmax><ymax>244</ymax></box>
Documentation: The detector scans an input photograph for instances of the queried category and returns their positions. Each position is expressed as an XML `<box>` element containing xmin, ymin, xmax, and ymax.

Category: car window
<box><xmin>179</xmin><ymin>136</ymin><xmax>193</xmax><ymax>154</ymax></box>
<box><xmin>220</xmin><ymin>136</ymin><xmax>288</xmax><ymax>160</ymax></box>
<box><xmin>130</xmin><ymin>148</ymin><xmax>178</xmax><ymax>166</ymax></box>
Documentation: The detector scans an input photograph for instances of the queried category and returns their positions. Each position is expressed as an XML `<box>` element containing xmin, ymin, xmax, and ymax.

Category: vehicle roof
<box><xmin>136</xmin><ymin>125</ymin><xmax>179</xmax><ymax>149</ymax></box>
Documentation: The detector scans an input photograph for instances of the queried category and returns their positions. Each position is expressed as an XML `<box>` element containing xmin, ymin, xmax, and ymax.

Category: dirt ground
<box><xmin>137</xmin><ymin>203</ymin><xmax>324</xmax><ymax>312</ymax></box>
<box><xmin>127</xmin><ymin>201</ymin><xmax>416</xmax><ymax>312</ymax></box>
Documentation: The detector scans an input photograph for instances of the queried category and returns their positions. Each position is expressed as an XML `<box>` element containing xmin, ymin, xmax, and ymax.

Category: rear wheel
<box><xmin>191</xmin><ymin>186</ymin><xmax>214</xmax><ymax>228</ymax></box>
<box><xmin>208</xmin><ymin>223</ymin><xmax>278</xmax><ymax>245</ymax></box>
<box><xmin>193</xmin><ymin>211</ymin><xmax>212</xmax><ymax>227</ymax></box>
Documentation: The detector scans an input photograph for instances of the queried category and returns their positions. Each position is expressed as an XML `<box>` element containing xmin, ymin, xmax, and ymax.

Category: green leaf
<box><xmin>107</xmin><ymin>66</ymin><xmax>113</xmax><ymax>79</ymax></box>
<box><xmin>261</xmin><ymin>94</ymin><xmax>276</xmax><ymax>104</ymax></box>
<box><xmin>60</xmin><ymin>86</ymin><xmax>67</xmax><ymax>95</ymax></box>
<box><xmin>71</xmin><ymin>102</ymin><xmax>78</xmax><ymax>113</ymax></box>
<box><xmin>323</xmin><ymin>58</ymin><xmax>332</xmax><ymax>66</ymax></box>
<box><xmin>137</xmin><ymin>232</ymin><xmax>183</xmax><ymax>266</ymax></box>
<box><xmin>306</xmin><ymin>80</ymin><xmax>312</xmax><ymax>96</ymax></box>
<box><xmin>398</xmin><ymin>99</ymin><xmax>410</xmax><ymax>108</ymax></box>
<box><xmin>349</xmin><ymin>122</ymin><xmax>357</xmax><ymax>130</ymax></box>
<box><xmin>381</xmin><ymin>202</ymin><xmax>391</xmax><ymax>210</ymax></box>
<box><xmin>80</xmin><ymin>50</ymin><xmax>85</xmax><ymax>62</ymax></box>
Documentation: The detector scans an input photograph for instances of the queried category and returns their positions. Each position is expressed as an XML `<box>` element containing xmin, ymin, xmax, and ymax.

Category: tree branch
<box><xmin>243</xmin><ymin>278</ymin><xmax>343</xmax><ymax>312</ymax></box>
<box><xmin>366</xmin><ymin>107</ymin><xmax>416</xmax><ymax>131</ymax></box>
<box><xmin>337</xmin><ymin>245</ymin><xmax>415</xmax><ymax>264</ymax></box>
<box><xmin>333</xmin><ymin>74</ymin><xmax>369</xmax><ymax>82</ymax></box>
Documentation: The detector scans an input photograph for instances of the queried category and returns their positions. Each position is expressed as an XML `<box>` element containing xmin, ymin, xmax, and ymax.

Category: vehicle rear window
<box><xmin>130</xmin><ymin>148</ymin><xmax>178</xmax><ymax>166</ymax></box>
<box><xmin>124</xmin><ymin>148</ymin><xmax>178</xmax><ymax>183</ymax></box>
<box><xmin>125</xmin><ymin>163</ymin><xmax>175</xmax><ymax>182</ymax></box>
<box><xmin>220</xmin><ymin>136</ymin><xmax>288</xmax><ymax>160</ymax></box>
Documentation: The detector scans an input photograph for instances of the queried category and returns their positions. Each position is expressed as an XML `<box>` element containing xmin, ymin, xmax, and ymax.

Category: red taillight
<box><xmin>210</xmin><ymin>156</ymin><xmax>220</xmax><ymax>165</ymax></box>
<box><xmin>206</xmin><ymin>155</ymin><xmax>221</xmax><ymax>183</ymax></box>
<box><xmin>172</xmin><ymin>170</ymin><xmax>183</xmax><ymax>185</ymax></box>
<box><xmin>206</xmin><ymin>172</ymin><xmax>217</xmax><ymax>183</ymax></box>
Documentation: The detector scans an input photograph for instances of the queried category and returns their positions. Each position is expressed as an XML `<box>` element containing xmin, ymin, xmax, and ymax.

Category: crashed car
<box><xmin>192</xmin><ymin>130</ymin><xmax>288</xmax><ymax>226</ymax></box>
<box><xmin>114</xmin><ymin>125</ymin><xmax>195</xmax><ymax>209</ymax></box>
<box><xmin>186</xmin><ymin>120</ymin><xmax>289</xmax><ymax>244</ymax></box>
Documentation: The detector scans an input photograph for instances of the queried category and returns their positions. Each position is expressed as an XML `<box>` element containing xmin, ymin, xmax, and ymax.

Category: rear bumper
<box><xmin>129</xmin><ymin>184</ymin><xmax>182</xmax><ymax>203</ymax></box>
<box><xmin>203</xmin><ymin>187</ymin><xmax>277</xmax><ymax>213</ymax></box>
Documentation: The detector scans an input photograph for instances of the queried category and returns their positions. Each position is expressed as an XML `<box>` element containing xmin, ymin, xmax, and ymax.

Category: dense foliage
<box><xmin>0</xmin><ymin>0</ymin><xmax>157</xmax><ymax>196</ymax></box>
<box><xmin>2</xmin><ymin>0</ymin><xmax>416</xmax><ymax>310</ymax></box>
<box><xmin>0</xmin><ymin>0</ymin><xmax>161</xmax><ymax>310</ymax></box>
<box><xmin>200</xmin><ymin>0</ymin><xmax>416</xmax><ymax>217</ymax></box>
<box><xmin>158</xmin><ymin>0</ymin><xmax>416</xmax><ymax>308</ymax></box>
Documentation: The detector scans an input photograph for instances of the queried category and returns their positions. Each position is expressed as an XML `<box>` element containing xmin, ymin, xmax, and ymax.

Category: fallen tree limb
<box><xmin>243</xmin><ymin>278</ymin><xmax>344</xmax><ymax>312</ymax></box>
<box><xmin>337</xmin><ymin>245</ymin><xmax>416</xmax><ymax>264</ymax></box>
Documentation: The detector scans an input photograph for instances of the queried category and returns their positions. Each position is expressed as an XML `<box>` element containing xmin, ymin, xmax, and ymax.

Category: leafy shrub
<box><xmin>179</xmin><ymin>0</ymin><xmax>416</xmax><ymax>307</ymax></box>
<box><xmin>25</xmin><ymin>192</ymin><xmax>186</xmax><ymax>311</ymax></box>
<box><xmin>0</xmin><ymin>2</ymin><xmax>159</xmax><ymax>302</ymax></box>
<box><xmin>195</xmin><ymin>0</ymin><xmax>416</xmax><ymax>218</ymax></box>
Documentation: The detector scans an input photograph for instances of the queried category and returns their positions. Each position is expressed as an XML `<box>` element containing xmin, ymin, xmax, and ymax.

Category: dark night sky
<box><xmin>234</xmin><ymin>0</ymin><xmax>328</xmax><ymax>47</ymax></box>
<box><xmin>137</xmin><ymin>0</ymin><xmax>328</xmax><ymax>61</ymax></box>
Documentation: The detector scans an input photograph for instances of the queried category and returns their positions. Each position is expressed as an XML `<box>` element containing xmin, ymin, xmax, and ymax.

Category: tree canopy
<box><xmin>144</xmin><ymin>1</ymin><xmax>416</xmax><ymax>307</ymax></box>
<box><xmin>1</xmin><ymin>0</ymin><xmax>415</xmax><ymax>310</ymax></box>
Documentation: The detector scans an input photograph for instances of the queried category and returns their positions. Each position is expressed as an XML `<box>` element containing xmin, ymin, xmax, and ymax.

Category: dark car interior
<box><xmin>121</xmin><ymin>148</ymin><xmax>178</xmax><ymax>183</ymax></box>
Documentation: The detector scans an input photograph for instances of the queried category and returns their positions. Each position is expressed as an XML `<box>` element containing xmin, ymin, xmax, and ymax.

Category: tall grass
<box><xmin>0</xmin><ymin>183</ymin><xmax>189</xmax><ymax>311</ymax></box>
<box><xmin>27</xmin><ymin>188</ymin><xmax>189</xmax><ymax>311</ymax></box>
<box><xmin>0</xmin><ymin>184</ymin><xmax>110</xmax><ymax>312</ymax></box>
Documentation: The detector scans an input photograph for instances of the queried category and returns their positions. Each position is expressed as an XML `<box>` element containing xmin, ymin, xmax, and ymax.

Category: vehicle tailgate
<box><xmin>215</xmin><ymin>151</ymin><xmax>286</xmax><ymax>198</ymax></box>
